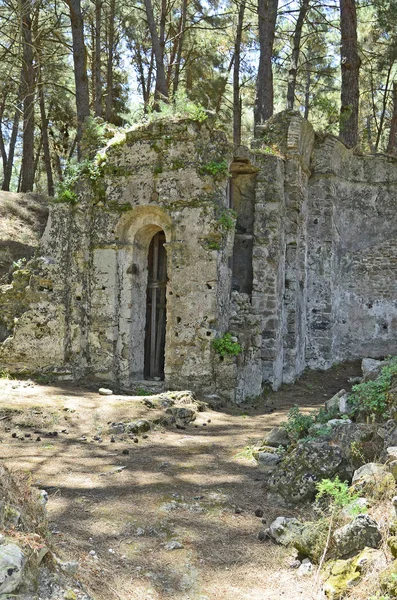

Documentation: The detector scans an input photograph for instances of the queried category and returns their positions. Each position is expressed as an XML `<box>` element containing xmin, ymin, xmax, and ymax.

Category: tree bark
<box><xmin>20</xmin><ymin>0</ymin><xmax>35</xmax><ymax>192</ymax></box>
<box><xmin>2</xmin><ymin>80</ymin><xmax>23</xmax><ymax>191</ymax></box>
<box><xmin>144</xmin><ymin>0</ymin><xmax>169</xmax><ymax>104</ymax></box>
<box><xmin>233</xmin><ymin>0</ymin><xmax>245</xmax><ymax>146</ymax></box>
<box><xmin>387</xmin><ymin>82</ymin><xmax>397</xmax><ymax>155</ymax></box>
<box><xmin>254</xmin><ymin>0</ymin><xmax>278</xmax><ymax>126</ymax></box>
<box><xmin>65</xmin><ymin>0</ymin><xmax>90</xmax><ymax>156</ymax></box>
<box><xmin>172</xmin><ymin>0</ymin><xmax>188</xmax><ymax>96</ymax></box>
<box><xmin>105</xmin><ymin>0</ymin><xmax>115</xmax><ymax>121</ymax></box>
<box><xmin>287</xmin><ymin>0</ymin><xmax>310</xmax><ymax>110</ymax></box>
<box><xmin>94</xmin><ymin>0</ymin><xmax>102</xmax><ymax>117</ymax></box>
<box><xmin>38</xmin><ymin>82</ymin><xmax>54</xmax><ymax>196</ymax></box>
<box><xmin>339</xmin><ymin>0</ymin><xmax>360</xmax><ymax>148</ymax></box>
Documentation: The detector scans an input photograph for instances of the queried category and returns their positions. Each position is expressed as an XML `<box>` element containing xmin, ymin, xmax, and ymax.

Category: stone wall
<box><xmin>1</xmin><ymin>113</ymin><xmax>397</xmax><ymax>402</ymax></box>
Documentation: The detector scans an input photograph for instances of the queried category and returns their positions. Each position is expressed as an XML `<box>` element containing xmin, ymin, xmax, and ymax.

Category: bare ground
<box><xmin>0</xmin><ymin>361</ymin><xmax>361</xmax><ymax>600</ymax></box>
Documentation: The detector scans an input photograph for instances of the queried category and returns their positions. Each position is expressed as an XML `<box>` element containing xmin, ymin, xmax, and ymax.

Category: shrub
<box><xmin>212</xmin><ymin>333</ymin><xmax>242</xmax><ymax>358</ymax></box>
<box><xmin>316</xmin><ymin>476</ymin><xmax>360</xmax><ymax>510</ymax></box>
<box><xmin>349</xmin><ymin>358</ymin><xmax>397</xmax><ymax>421</ymax></box>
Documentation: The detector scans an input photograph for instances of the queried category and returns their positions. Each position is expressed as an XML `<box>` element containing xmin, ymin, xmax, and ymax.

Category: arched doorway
<box><xmin>144</xmin><ymin>230</ymin><xmax>167</xmax><ymax>379</ymax></box>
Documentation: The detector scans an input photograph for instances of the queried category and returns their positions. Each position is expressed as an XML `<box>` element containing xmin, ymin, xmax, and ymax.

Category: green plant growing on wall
<box><xmin>199</xmin><ymin>159</ymin><xmax>229</xmax><ymax>178</ymax></box>
<box><xmin>212</xmin><ymin>333</ymin><xmax>242</xmax><ymax>358</ymax></box>
<box><xmin>218</xmin><ymin>208</ymin><xmax>237</xmax><ymax>231</ymax></box>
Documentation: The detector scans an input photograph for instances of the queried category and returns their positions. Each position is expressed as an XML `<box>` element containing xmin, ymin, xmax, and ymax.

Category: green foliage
<box><xmin>282</xmin><ymin>404</ymin><xmax>342</xmax><ymax>442</ymax></box>
<box><xmin>199</xmin><ymin>159</ymin><xmax>229</xmax><ymax>178</ymax></box>
<box><xmin>212</xmin><ymin>333</ymin><xmax>242</xmax><ymax>358</ymax></box>
<box><xmin>54</xmin><ymin>156</ymin><xmax>105</xmax><ymax>204</ymax></box>
<box><xmin>141</xmin><ymin>92</ymin><xmax>208</xmax><ymax>124</ymax></box>
<box><xmin>349</xmin><ymin>358</ymin><xmax>397</xmax><ymax>421</ymax></box>
<box><xmin>12</xmin><ymin>257</ymin><xmax>27</xmax><ymax>270</ymax></box>
<box><xmin>218</xmin><ymin>209</ymin><xmax>237</xmax><ymax>231</ymax></box>
<box><xmin>316</xmin><ymin>476</ymin><xmax>360</xmax><ymax>509</ymax></box>
<box><xmin>80</xmin><ymin>117</ymin><xmax>107</xmax><ymax>158</ymax></box>
<box><xmin>284</xmin><ymin>405</ymin><xmax>315</xmax><ymax>441</ymax></box>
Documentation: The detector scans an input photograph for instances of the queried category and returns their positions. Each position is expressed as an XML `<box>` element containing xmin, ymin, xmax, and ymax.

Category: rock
<box><xmin>165</xmin><ymin>407</ymin><xmax>196</xmax><ymax>427</ymax></box>
<box><xmin>380</xmin><ymin>559</ymin><xmax>397</xmax><ymax>596</ymax></box>
<box><xmin>255</xmin><ymin>508</ymin><xmax>264</xmax><ymax>518</ymax></box>
<box><xmin>341</xmin><ymin>497</ymin><xmax>368</xmax><ymax>518</ymax></box>
<box><xmin>297</xmin><ymin>558</ymin><xmax>313</xmax><ymax>577</ymax></box>
<box><xmin>387</xmin><ymin>446</ymin><xmax>397</xmax><ymax>460</ymax></box>
<box><xmin>110</xmin><ymin>422</ymin><xmax>125</xmax><ymax>434</ymax></box>
<box><xmin>268</xmin><ymin>516</ymin><xmax>327</xmax><ymax>561</ymax></box>
<box><xmin>333</xmin><ymin>514</ymin><xmax>381</xmax><ymax>558</ymax></box>
<box><xmin>98</xmin><ymin>388</ymin><xmax>113</xmax><ymax>396</ymax></box>
<box><xmin>268</xmin><ymin>517</ymin><xmax>303</xmax><ymax>547</ymax></box>
<box><xmin>164</xmin><ymin>541</ymin><xmax>183</xmax><ymax>550</ymax></box>
<box><xmin>361</xmin><ymin>358</ymin><xmax>385</xmax><ymax>382</ymax></box>
<box><xmin>352</xmin><ymin>462</ymin><xmax>389</xmax><ymax>486</ymax></box>
<box><xmin>257</xmin><ymin>452</ymin><xmax>281</xmax><ymax>467</ymax></box>
<box><xmin>0</xmin><ymin>543</ymin><xmax>25</xmax><ymax>594</ymax></box>
<box><xmin>268</xmin><ymin>439</ymin><xmax>344</xmax><ymax>504</ymax></box>
<box><xmin>325</xmin><ymin>390</ymin><xmax>350</xmax><ymax>414</ymax></box>
<box><xmin>126</xmin><ymin>419</ymin><xmax>151</xmax><ymax>434</ymax></box>
<box><xmin>327</xmin><ymin>419</ymin><xmax>352</xmax><ymax>427</ymax></box>
<box><xmin>388</xmin><ymin>460</ymin><xmax>397</xmax><ymax>481</ymax></box>
<box><xmin>263</xmin><ymin>427</ymin><xmax>290</xmax><ymax>448</ymax></box>
<box><xmin>387</xmin><ymin>536</ymin><xmax>397</xmax><ymax>558</ymax></box>
<box><xmin>323</xmin><ymin>548</ymin><xmax>379</xmax><ymax>599</ymax></box>
<box><xmin>258</xmin><ymin>530</ymin><xmax>268</xmax><ymax>542</ymax></box>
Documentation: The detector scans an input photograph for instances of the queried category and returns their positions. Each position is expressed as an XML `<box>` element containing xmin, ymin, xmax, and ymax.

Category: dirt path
<box><xmin>0</xmin><ymin>362</ymin><xmax>361</xmax><ymax>600</ymax></box>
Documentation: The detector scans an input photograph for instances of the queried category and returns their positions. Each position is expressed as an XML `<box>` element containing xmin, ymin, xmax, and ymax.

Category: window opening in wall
<box><xmin>229</xmin><ymin>159</ymin><xmax>257</xmax><ymax>297</ymax></box>
<box><xmin>144</xmin><ymin>231</ymin><xmax>167</xmax><ymax>379</ymax></box>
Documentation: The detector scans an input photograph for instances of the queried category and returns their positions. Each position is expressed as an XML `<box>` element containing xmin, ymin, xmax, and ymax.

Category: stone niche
<box><xmin>1</xmin><ymin>113</ymin><xmax>397</xmax><ymax>402</ymax></box>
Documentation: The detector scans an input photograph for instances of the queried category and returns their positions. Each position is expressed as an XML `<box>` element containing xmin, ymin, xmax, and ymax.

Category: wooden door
<box><xmin>144</xmin><ymin>231</ymin><xmax>167</xmax><ymax>379</ymax></box>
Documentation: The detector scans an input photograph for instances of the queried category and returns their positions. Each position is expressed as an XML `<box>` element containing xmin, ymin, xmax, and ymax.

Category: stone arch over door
<box><xmin>115</xmin><ymin>206</ymin><xmax>173</xmax><ymax>388</ymax></box>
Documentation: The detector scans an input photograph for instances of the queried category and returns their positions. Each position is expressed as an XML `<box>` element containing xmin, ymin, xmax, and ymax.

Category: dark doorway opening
<box><xmin>144</xmin><ymin>231</ymin><xmax>167</xmax><ymax>379</ymax></box>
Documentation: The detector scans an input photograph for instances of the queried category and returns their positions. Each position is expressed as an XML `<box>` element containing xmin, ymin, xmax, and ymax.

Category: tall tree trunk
<box><xmin>65</xmin><ymin>0</ymin><xmax>90</xmax><ymax>156</ymax></box>
<box><xmin>339</xmin><ymin>0</ymin><xmax>360</xmax><ymax>148</ymax></box>
<box><xmin>172</xmin><ymin>0</ymin><xmax>188</xmax><ymax>96</ymax></box>
<box><xmin>304</xmin><ymin>55</ymin><xmax>311</xmax><ymax>119</ymax></box>
<box><xmin>375</xmin><ymin>62</ymin><xmax>393</xmax><ymax>151</ymax></box>
<box><xmin>0</xmin><ymin>90</ymin><xmax>9</xmax><ymax>180</ymax></box>
<box><xmin>94</xmin><ymin>0</ymin><xmax>102</xmax><ymax>117</ymax></box>
<box><xmin>2</xmin><ymin>80</ymin><xmax>23</xmax><ymax>191</ymax></box>
<box><xmin>105</xmin><ymin>0</ymin><xmax>115</xmax><ymax>121</ymax></box>
<box><xmin>20</xmin><ymin>0</ymin><xmax>35</xmax><ymax>192</ymax></box>
<box><xmin>144</xmin><ymin>0</ymin><xmax>169</xmax><ymax>104</ymax></box>
<box><xmin>287</xmin><ymin>0</ymin><xmax>310</xmax><ymax>110</ymax></box>
<box><xmin>387</xmin><ymin>82</ymin><xmax>397</xmax><ymax>155</ymax></box>
<box><xmin>38</xmin><ymin>81</ymin><xmax>54</xmax><ymax>196</ymax></box>
<box><xmin>254</xmin><ymin>0</ymin><xmax>278</xmax><ymax>126</ymax></box>
<box><xmin>233</xmin><ymin>0</ymin><xmax>245</xmax><ymax>146</ymax></box>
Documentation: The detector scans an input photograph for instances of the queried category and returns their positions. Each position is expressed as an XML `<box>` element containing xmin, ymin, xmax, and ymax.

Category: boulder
<box><xmin>352</xmin><ymin>462</ymin><xmax>389</xmax><ymax>486</ymax></box>
<box><xmin>361</xmin><ymin>358</ymin><xmax>385</xmax><ymax>382</ymax></box>
<box><xmin>268</xmin><ymin>516</ymin><xmax>327</xmax><ymax>561</ymax></box>
<box><xmin>0</xmin><ymin>543</ymin><xmax>25</xmax><ymax>594</ymax></box>
<box><xmin>325</xmin><ymin>390</ymin><xmax>350</xmax><ymax>414</ymax></box>
<box><xmin>387</xmin><ymin>536</ymin><xmax>397</xmax><ymax>558</ymax></box>
<box><xmin>98</xmin><ymin>387</ymin><xmax>113</xmax><ymax>396</ymax></box>
<box><xmin>263</xmin><ymin>427</ymin><xmax>290</xmax><ymax>448</ymax></box>
<box><xmin>126</xmin><ymin>419</ymin><xmax>151</xmax><ymax>434</ymax></box>
<box><xmin>257</xmin><ymin>451</ymin><xmax>281</xmax><ymax>467</ymax></box>
<box><xmin>323</xmin><ymin>548</ymin><xmax>380</xmax><ymax>599</ymax></box>
<box><xmin>333</xmin><ymin>514</ymin><xmax>381</xmax><ymax>558</ymax></box>
<box><xmin>380</xmin><ymin>559</ymin><xmax>397</xmax><ymax>597</ymax></box>
<box><xmin>267</xmin><ymin>439</ymin><xmax>344</xmax><ymax>504</ymax></box>
<box><xmin>165</xmin><ymin>406</ymin><xmax>196</xmax><ymax>426</ymax></box>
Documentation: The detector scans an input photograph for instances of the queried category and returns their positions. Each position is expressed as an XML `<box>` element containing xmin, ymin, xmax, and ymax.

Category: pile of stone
<box><xmin>256</xmin><ymin>357</ymin><xmax>397</xmax><ymax>598</ymax></box>
<box><xmin>0</xmin><ymin>464</ymin><xmax>92</xmax><ymax>599</ymax></box>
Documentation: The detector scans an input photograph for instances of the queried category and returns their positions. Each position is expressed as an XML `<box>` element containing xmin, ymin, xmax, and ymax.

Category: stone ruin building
<box><xmin>1</xmin><ymin>111</ymin><xmax>396</xmax><ymax>403</ymax></box>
